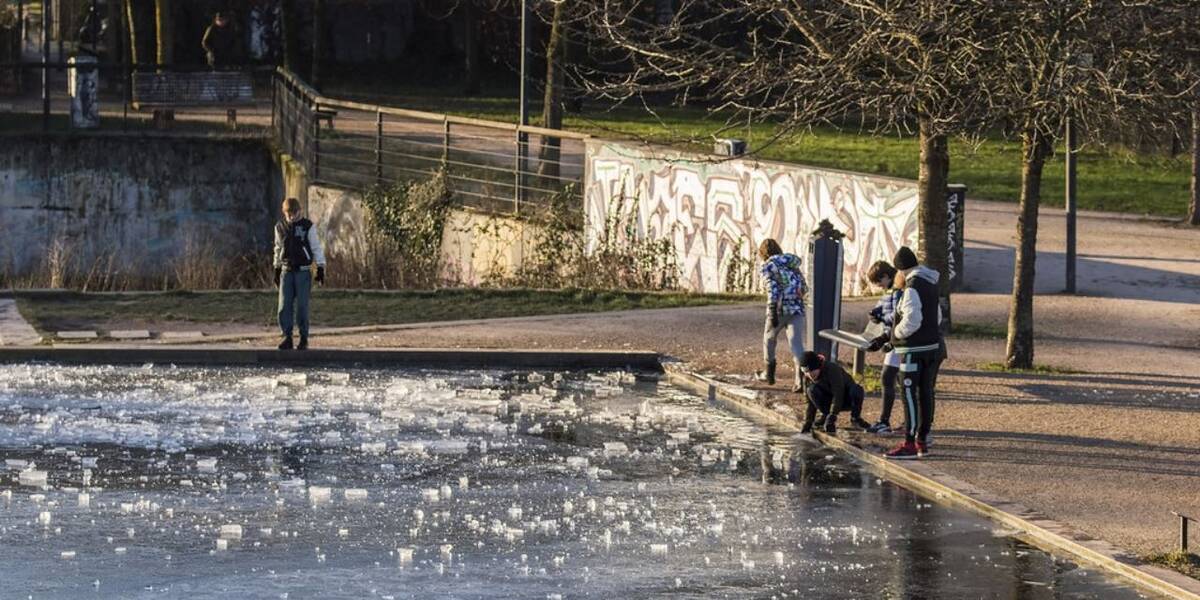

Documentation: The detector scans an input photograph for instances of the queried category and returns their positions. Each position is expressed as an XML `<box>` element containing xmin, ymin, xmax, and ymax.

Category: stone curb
<box><xmin>662</xmin><ymin>365</ymin><xmax>1200</xmax><ymax>600</ymax></box>
<box><xmin>147</xmin><ymin>304</ymin><xmax>760</xmax><ymax>346</ymax></box>
<box><xmin>0</xmin><ymin>346</ymin><xmax>663</xmax><ymax>371</ymax></box>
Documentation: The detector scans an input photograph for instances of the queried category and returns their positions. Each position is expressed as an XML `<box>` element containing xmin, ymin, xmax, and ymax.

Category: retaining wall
<box><xmin>584</xmin><ymin>141</ymin><xmax>922</xmax><ymax>295</ymax></box>
<box><xmin>0</xmin><ymin>134</ymin><xmax>276</xmax><ymax>279</ymax></box>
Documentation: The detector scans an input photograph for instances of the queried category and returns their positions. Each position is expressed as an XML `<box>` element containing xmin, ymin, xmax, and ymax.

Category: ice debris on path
<box><xmin>344</xmin><ymin>488</ymin><xmax>368</xmax><ymax>501</ymax></box>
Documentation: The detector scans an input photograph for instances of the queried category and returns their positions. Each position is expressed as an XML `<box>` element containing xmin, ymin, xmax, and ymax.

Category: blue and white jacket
<box><xmin>760</xmin><ymin>253</ymin><xmax>808</xmax><ymax>316</ymax></box>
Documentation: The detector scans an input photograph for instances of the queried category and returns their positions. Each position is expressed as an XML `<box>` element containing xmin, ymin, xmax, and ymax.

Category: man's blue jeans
<box><xmin>278</xmin><ymin>270</ymin><xmax>312</xmax><ymax>338</ymax></box>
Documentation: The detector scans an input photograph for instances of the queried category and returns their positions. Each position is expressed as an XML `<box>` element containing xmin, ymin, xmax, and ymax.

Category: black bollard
<box><xmin>805</xmin><ymin>220</ymin><xmax>844</xmax><ymax>360</ymax></box>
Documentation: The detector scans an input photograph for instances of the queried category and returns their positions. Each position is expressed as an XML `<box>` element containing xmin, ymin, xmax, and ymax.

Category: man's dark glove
<box><xmin>768</xmin><ymin>306</ymin><xmax>780</xmax><ymax>329</ymax></box>
<box><xmin>868</xmin><ymin>307</ymin><xmax>884</xmax><ymax>324</ymax></box>
<box><xmin>866</xmin><ymin>333</ymin><xmax>890</xmax><ymax>352</ymax></box>
<box><xmin>823</xmin><ymin>413</ymin><xmax>838</xmax><ymax>433</ymax></box>
<box><xmin>315</xmin><ymin>266</ymin><xmax>325</xmax><ymax>285</ymax></box>
<box><xmin>273</xmin><ymin>267</ymin><xmax>282</xmax><ymax>287</ymax></box>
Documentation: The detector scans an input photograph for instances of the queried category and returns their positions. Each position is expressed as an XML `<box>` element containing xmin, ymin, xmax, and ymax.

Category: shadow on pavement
<box><xmin>962</xmin><ymin>243</ymin><xmax>1200</xmax><ymax>304</ymax></box>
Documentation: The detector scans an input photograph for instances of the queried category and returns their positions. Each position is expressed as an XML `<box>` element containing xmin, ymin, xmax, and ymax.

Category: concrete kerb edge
<box><xmin>0</xmin><ymin>346</ymin><xmax>664</xmax><ymax>372</ymax></box>
<box><xmin>661</xmin><ymin>365</ymin><xmax>1200</xmax><ymax>600</ymax></box>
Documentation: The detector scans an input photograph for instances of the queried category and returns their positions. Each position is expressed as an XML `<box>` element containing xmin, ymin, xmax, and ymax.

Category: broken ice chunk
<box><xmin>344</xmin><ymin>488</ymin><xmax>368</xmax><ymax>501</ymax></box>
<box><xmin>566</xmin><ymin>456</ymin><xmax>588</xmax><ymax>469</ymax></box>
<box><xmin>37</xmin><ymin>511</ymin><xmax>52</xmax><ymax>526</ymax></box>
<box><xmin>60</xmin><ymin>551</ymin><xmax>76</xmax><ymax>560</ymax></box>
<box><xmin>308</xmin><ymin>486</ymin><xmax>332</xmax><ymax>503</ymax></box>
<box><xmin>276</xmin><ymin>373</ymin><xmax>307</xmax><ymax>387</ymax></box>
<box><xmin>603</xmin><ymin>442</ymin><xmax>628</xmax><ymax>457</ymax></box>
<box><xmin>397</xmin><ymin>547</ymin><xmax>414</xmax><ymax>564</ymax></box>
<box><xmin>195</xmin><ymin>458</ymin><xmax>218</xmax><ymax>473</ymax></box>
<box><xmin>219</xmin><ymin>525</ymin><xmax>243</xmax><ymax>540</ymax></box>
<box><xmin>421</xmin><ymin>488</ymin><xmax>441</xmax><ymax>502</ymax></box>
<box><xmin>18</xmin><ymin>469</ymin><xmax>48</xmax><ymax>487</ymax></box>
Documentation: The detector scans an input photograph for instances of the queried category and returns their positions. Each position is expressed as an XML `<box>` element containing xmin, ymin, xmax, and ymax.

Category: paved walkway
<box><xmin>0</xmin><ymin>299</ymin><xmax>42</xmax><ymax>346</ymax></box>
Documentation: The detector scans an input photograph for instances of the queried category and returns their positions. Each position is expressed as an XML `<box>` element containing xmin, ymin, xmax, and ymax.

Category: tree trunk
<box><xmin>462</xmin><ymin>0</ymin><xmax>479</xmax><ymax>95</ymax></box>
<box><xmin>917</xmin><ymin>114</ymin><xmax>951</xmax><ymax>329</ymax></box>
<box><xmin>154</xmin><ymin>0</ymin><xmax>172</xmax><ymax>68</ymax></box>
<box><xmin>1190</xmin><ymin>101</ymin><xmax>1200</xmax><ymax>226</ymax></box>
<box><xmin>280</xmin><ymin>0</ymin><xmax>297</xmax><ymax>71</ymax></box>
<box><xmin>538</xmin><ymin>1</ymin><xmax>565</xmax><ymax>179</ymax></box>
<box><xmin>1005</xmin><ymin>128</ymin><xmax>1053</xmax><ymax>369</ymax></box>
<box><xmin>311</xmin><ymin>0</ymin><xmax>325</xmax><ymax>90</ymax></box>
<box><xmin>124</xmin><ymin>0</ymin><xmax>140</xmax><ymax>67</ymax></box>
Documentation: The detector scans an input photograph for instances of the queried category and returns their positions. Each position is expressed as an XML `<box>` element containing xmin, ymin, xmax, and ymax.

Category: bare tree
<box><xmin>537</xmin><ymin>0</ymin><xmax>566</xmax><ymax>178</ymax></box>
<box><xmin>154</xmin><ymin>0</ymin><xmax>171</xmax><ymax>67</ymax></box>
<box><xmin>572</xmin><ymin>1</ymin><xmax>1004</xmax><ymax>325</ymax></box>
<box><xmin>990</xmin><ymin>1</ymin><xmax>1175</xmax><ymax>368</ymax></box>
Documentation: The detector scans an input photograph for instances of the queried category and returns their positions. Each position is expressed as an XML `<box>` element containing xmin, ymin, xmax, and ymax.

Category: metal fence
<box><xmin>0</xmin><ymin>60</ymin><xmax>274</xmax><ymax>132</ymax></box>
<box><xmin>272</xmin><ymin>68</ymin><xmax>589</xmax><ymax>215</ymax></box>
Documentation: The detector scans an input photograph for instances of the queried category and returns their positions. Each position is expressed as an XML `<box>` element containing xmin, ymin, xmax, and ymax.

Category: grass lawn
<box><xmin>325</xmin><ymin>79</ymin><xmax>1193</xmax><ymax>219</ymax></box>
<box><xmin>15</xmin><ymin>288</ymin><xmax>754</xmax><ymax>333</ymax></box>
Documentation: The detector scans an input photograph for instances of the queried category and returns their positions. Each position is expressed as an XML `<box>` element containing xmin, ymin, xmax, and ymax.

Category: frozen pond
<box><xmin>0</xmin><ymin>364</ymin><xmax>1151</xmax><ymax>599</ymax></box>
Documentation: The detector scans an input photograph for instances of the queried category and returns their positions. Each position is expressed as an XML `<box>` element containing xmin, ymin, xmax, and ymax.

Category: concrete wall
<box><xmin>584</xmin><ymin>140</ymin><xmax>921</xmax><ymax>295</ymax></box>
<box><xmin>0</xmin><ymin>134</ymin><xmax>276</xmax><ymax>278</ymax></box>
<box><xmin>307</xmin><ymin>184</ymin><xmax>536</xmax><ymax>284</ymax></box>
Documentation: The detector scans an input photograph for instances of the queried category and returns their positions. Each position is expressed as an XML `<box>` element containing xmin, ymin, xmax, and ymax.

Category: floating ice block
<box><xmin>61</xmin><ymin>551</ymin><xmax>76</xmax><ymax>559</ymax></box>
<box><xmin>219</xmin><ymin>524</ymin><xmax>243</xmax><ymax>540</ymax></box>
<box><xmin>78</xmin><ymin>493</ymin><xmax>90</xmax><ymax>508</ymax></box>
<box><xmin>421</xmin><ymin>488</ymin><xmax>440</xmax><ymax>502</ymax></box>
<box><xmin>196</xmin><ymin>458</ymin><xmax>218</xmax><ymax>473</ymax></box>
<box><xmin>276</xmin><ymin>373</ymin><xmax>307</xmax><ymax>387</ymax></box>
<box><xmin>18</xmin><ymin>469</ymin><xmax>48</xmax><ymax>487</ymax></box>
<box><xmin>344</xmin><ymin>488</ymin><xmax>368</xmax><ymax>501</ymax></box>
<box><xmin>216</xmin><ymin>539</ymin><xmax>228</xmax><ymax>551</ymax></box>
<box><xmin>566</xmin><ymin>456</ymin><xmax>588</xmax><ymax>469</ymax></box>
<box><xmin>308</xmin><ymin>486</ymin><xmax>332</xmax><ymax>503</ymax></box>
<box><xmin>650</xmin><ymin>543</ymin><xmax>669</xmax><ymax>555</ymax></box>
<box><xmin>603</xmin><ymin>442</ymin><xmax>628</xmax><ymax>457</ymax></box>
<box><xmin>458</xmin><ymin>476</ymin><xmax>469</xmax><ymax>489</ymax></box>
<box><xmin>37</xmin><ymin>511</ymin><xmax>51</xmax><ymax>526</ymax></box>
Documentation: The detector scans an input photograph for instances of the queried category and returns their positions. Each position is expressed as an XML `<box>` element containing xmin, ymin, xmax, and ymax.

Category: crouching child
<box><xmin>796</xmin><ymin>351</ymin><xmax>872</xmax><ymax>434</ymax></box>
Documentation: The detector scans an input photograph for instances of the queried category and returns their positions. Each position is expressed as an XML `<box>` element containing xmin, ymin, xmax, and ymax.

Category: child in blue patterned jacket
<box><xmin>755</xmin><ymin>238</ymin><xmax>808</xmax><ymax>391</ymax></box>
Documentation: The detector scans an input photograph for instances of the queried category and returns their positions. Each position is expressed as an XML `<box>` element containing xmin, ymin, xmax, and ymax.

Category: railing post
<box><xmin>375</xmin><ymin>110</ymin><xmax>383</xmax><ymax>185</ymax></box>
<box><xmin>442</xmin><ymin>117</ymin><xmax>450</xmax><ymax>163</ymax></box>
<box><xmin>311</xmin><ymin>101</ymin><xmax>321</xmax><ymax>180</ymax></box>
<box><xmin>514</xmin><ymin>129</ymin><xmax>523</xmax><ymax>214</ymax></box>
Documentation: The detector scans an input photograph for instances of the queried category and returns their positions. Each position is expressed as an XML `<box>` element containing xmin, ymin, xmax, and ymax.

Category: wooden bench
<box><xmin>131</xmin><ymin>71</ymin><xmax>256</xmax><ymax>128</ymax></box>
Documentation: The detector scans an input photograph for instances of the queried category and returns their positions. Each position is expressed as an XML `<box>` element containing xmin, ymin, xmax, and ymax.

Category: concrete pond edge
<box><xmin>661</xmin><ymin>365</ymin><xmax>1200</xmax><ymax>600</ymax></box>
<box><xmin>0</xmin><ymin>346</ymin><xmax>663</xmax><ymax>371</ymax></box>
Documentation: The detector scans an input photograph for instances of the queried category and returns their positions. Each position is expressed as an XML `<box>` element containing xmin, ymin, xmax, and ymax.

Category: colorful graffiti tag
<box><xmin>584</xmin><ymin>141</ymin><xmax>921</xmax><ymax>295</ymax></box>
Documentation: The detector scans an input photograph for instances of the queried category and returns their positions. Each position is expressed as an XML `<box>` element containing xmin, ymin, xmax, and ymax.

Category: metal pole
<box><xmin>42</xmin><ymin>0</ymin><xmax>51</xmax><ymax>131</ymax></box>
<box><xmin>375</xmin><ymin>110</ymin><xmax>383</xmax><ymax>184</ymax></box>
<box><xmin>55</xmin><ymin>0</ymin><xmax>63</xmax><ymax>70</ymax></box>
<box><xmin>1065</xmin><ymin>116</ymin><xmax>1078</xmax><ymax>294</ymax></box>
<box><xmin>1180</xmin><ymin>513</ymin><xmax>1190</xmax><ymax>553</ymax></box>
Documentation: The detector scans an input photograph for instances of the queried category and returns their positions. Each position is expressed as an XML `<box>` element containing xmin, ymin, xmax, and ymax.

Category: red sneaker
<box><xmin>916</xmin><ymin>441</ymin><xmax>929</xmax><ymax>457</ymax></box>
<box><xmin>885</xmin><ymin>442</ymin><xmax>920</xmax><ymax>460</ymax></box>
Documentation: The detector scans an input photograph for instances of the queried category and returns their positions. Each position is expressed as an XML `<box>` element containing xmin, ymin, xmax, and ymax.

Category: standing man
<box><xmin>274</xmin><ymin>197</ymin><xmax>326</xmax><ymax>350</ymax></box>
<box><xmin>875</xmin><ymin>247</ymin><xmax>944</xmax><ymax>459</ymax></box>
<box><xmin>202</xmin><ymin>11</ymin><xmax>239</xmax><ymax>68</ymax></box>
<box><xmin>755</xmin><ymin>239</ymin><xmax>808</xmax><ymax>390</ymax></box>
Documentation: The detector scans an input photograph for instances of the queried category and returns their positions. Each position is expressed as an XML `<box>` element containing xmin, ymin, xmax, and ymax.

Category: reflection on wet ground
<box><xmin>0</xmin><ymin>364</ymin><xmax>1150</xmax><ymax>599</ymax></box>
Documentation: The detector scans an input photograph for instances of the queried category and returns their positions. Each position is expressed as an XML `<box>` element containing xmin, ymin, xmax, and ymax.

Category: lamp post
<box><xmin>1064</xmin><ymin>51</ymin><xmax>1090</xmax><ymax>295</ymax></box>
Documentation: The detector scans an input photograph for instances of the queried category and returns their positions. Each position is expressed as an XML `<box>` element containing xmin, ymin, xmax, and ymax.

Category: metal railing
<box><xmin>0</xmin><ymin>59</ymin><xmax>274</xmax><ymax>132</ymax></box>
<box><xmin>271</xmin><ymin>67</ymin><xmax>589</xmax><ymax>215</ymax></box>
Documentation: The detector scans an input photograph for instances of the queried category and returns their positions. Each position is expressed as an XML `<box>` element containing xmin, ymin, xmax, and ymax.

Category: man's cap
<box><xmin>799</xmin><ymin>351</ymin><xmax>824</xmax><ymax>373</ymax></box>
<box><xmin>893</xmin><ymin>246</ymin><xmax>918</xmax><ymax>271</ymax></box>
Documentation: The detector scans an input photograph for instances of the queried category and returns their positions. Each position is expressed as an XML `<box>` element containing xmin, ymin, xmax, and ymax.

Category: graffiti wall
<box><xmin>584</xmin><ymin>141</ymin><xmax>921</xmax><ymax>295</ymax></box>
